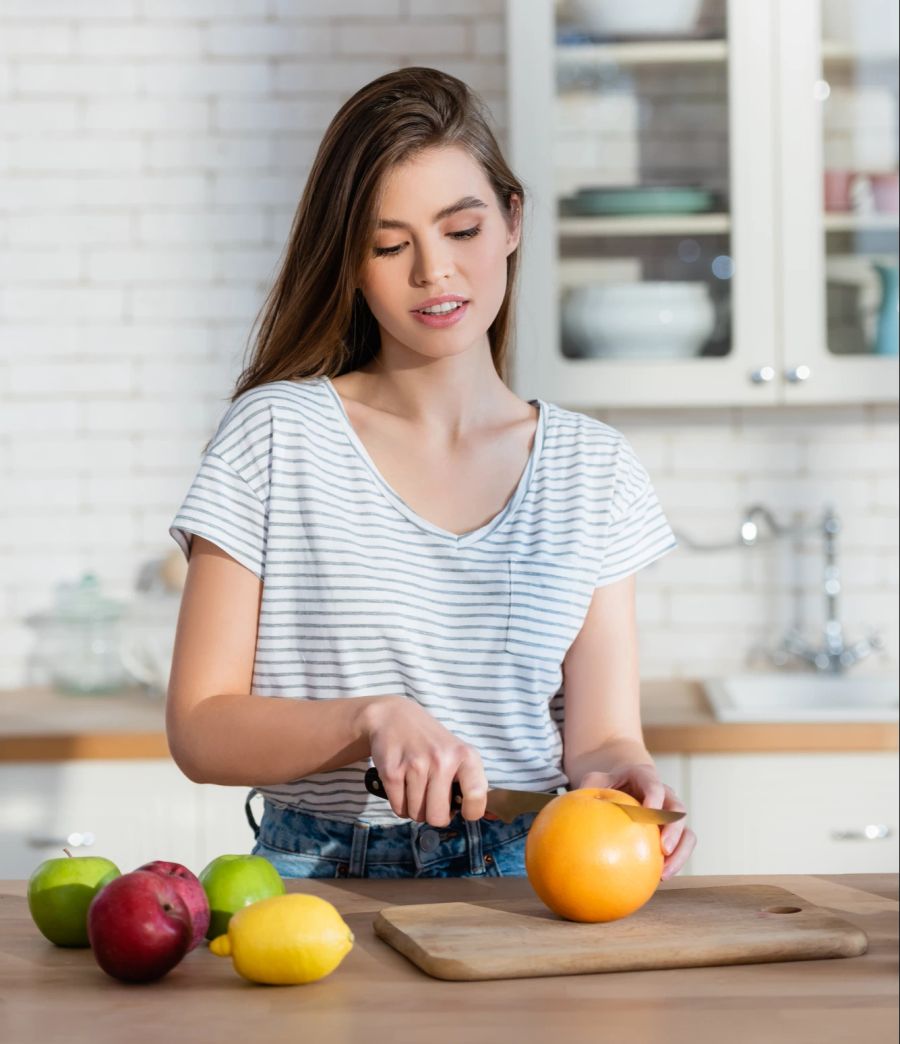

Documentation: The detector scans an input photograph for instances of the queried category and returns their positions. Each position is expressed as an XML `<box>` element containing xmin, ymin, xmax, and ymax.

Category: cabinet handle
<box><xmin>830</xmin><ymin>825</ymin><xmax>892</xmax><ymax>842</ymax></box>
<box><xmin>785</xmin><ymin>365</ymin><xmax>811</xmax><ymax>383</ymax></box>
<box><xmin>27</xmin><ymin>831</ymin><xmax>96</xmax><ymax>849</ymax></box>
<box><xmin>750</xmin><ymin>366</ymin><xmax>775</xmax><ymax>384</ymax></box>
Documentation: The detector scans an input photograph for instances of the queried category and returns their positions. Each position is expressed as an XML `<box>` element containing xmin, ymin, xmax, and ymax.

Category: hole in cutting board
<box><xmin>764</xmin><ymin>905</ymin><xmax>803</xmax><ymax>914</ymax></box>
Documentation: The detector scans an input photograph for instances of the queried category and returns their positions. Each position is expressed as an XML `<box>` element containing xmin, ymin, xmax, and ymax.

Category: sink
<box><xmin>703</xmin><ymin>672</ymin><xmax>900</xmax><ymax>722</ymax></box>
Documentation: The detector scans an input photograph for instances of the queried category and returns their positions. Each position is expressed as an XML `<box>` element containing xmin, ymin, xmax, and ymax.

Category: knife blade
<box><xmin>363</xmin><ymin>767</ymin><xmax>685</xmax><ymax>825</ymax></box>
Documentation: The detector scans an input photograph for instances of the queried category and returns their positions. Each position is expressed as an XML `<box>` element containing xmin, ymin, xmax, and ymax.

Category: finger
<box><xmin>578</xmin><ymin>770</ymin><xmax>619</xmax><ymax>791</ymax></box>
<box><xmin>661</xmin><ymin>828</ymin><xmax>697</xmax><ymax>880</ymax></box>
<box><xmin>659</xmin><ymin>786</ymin><xmax>688</xmax><ymax>852</ymax></box>
<box><xmin>630</xmin><ymin>766</ymin><xmax>666</xmax><ymax>808</ymax></box>
<box><xmin>404</xmin><ymin>764</ymin><xmax>429</xmax><ymax>823</ymax></box>
<box><xmin>456</xmin><ymin>757</ymin><xmax>489</xmax><ymax>821</ymax></box>
<box><xmin>379</xmin><ymin>766</ymin><xmax>407</xmax><ymax>819</ymax></box>
<box><xmin>423</xmin><ymin>765</ymin><xmax>455</xmax><ymax>828</ymax></box>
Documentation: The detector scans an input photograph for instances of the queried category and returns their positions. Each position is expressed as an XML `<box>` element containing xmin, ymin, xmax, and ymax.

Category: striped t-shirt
<box><xmin>169</xmin><ymin>375</ymin><xmax>677</xmax><ymax>826</ymax></box>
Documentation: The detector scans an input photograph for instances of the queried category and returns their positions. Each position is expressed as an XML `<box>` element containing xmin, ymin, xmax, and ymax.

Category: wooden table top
<box><xmin>1</xmin><ymin>873</ymin><xmax>896</xmax><ymax>1044</ymax></box>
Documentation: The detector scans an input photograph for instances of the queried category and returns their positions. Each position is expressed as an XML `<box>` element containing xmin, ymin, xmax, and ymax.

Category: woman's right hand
<box><xmin>361</xmin><ymin>696</ymin><xmax>490</xmax><ymax>826</ymax></box>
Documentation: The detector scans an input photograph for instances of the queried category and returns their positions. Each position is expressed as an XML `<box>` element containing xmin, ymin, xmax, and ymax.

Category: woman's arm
<box><xmin>166</xmin><ymin>536</ymin><xmax>493</xmax><ymax>823</ymax></box>
<box><xmin>561</xmin><ymin>574</ymin><xmax>696</xmax><ymax>878</ymax></box>
<box><xmin>562</xmin><ymin>575</ymin><xmax>649</xmax><ymax>784</ymax></box>
<box><xmin>166</xmin><ymin>536</ymin><xmax>378</xmax><ymax>785</ymax></box>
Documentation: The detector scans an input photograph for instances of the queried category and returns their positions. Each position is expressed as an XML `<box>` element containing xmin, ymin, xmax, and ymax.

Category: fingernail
<box><xmin>663</xmin><ymin>838</ymin><xmax>674</xmax><ymax>855</ymax></box>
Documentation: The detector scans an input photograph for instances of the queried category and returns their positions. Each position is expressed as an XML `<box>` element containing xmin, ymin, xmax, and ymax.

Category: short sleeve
<box><xmin>594</xmin><ymin>436</ymin><xmax>677</xmax><ymax>588</ymax></box>
<box><xmin>169</xmin><ymin>395</ymin><xmax>273</xmax><ymax>579</ymax></box>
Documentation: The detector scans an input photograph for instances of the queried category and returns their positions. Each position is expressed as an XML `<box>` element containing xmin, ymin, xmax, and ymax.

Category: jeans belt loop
<box><xmin>244</xmin><ymin>787</ymin><xmax>261</xmax><ymax>840</ymax></box>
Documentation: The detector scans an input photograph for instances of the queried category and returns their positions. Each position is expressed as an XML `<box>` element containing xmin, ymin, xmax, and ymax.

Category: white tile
<box><xmin>77</xmin><ymin>23</ymin><xmax>204</xmax><ymax>56</ymax></box>
<box><xmin>205</xmin><ymin>23</ymin><xmax>331</xmax><ymax>56</ymax></box>
<box><xmin>136</xmin><ymin>210</ymin><xmax>268</xmax><ymax>245</ymax></box>
<box><xmin>9</xmin><ymin>361</ymin><xmax>133</xmax><ymax>397</ymax></box>
<box><xmin>336</xmin><ymin>22</ymin><xmax>467</xmax><ymax>55</ymax></box>
<box><xmin>0</xmin><ymin>100</ymin><xmax>77</xmax><ymax>132</ymax></box>
<box><xmin>147</xmin><ymin>135</ymin><xmax>273</xmax><ymax>172</ymax></box>
<box><xmin>142</xmin><ymin>0</ymin><xmax>267</xmax><ymax>16</ymax></box>
<box><xmin>137</xmin><ymin>61</ymin><xmax>271</xmax><ymax>96</ymax></box>
<box><xmin>10</xmin><ymin>136</ymin><xmax>143</xmax><ymax>172</ymax></box>
<box><xmin>0</xmin><ymin>24</ymin><xmax>74</xmax><ymax>54</ymax></box>
<box><xmin>0</xmin><ymin>248</ymin><xmax>81</xmax><ymax>282</ymax></box>
<box><xmin>14</xmin><ymin>62</ymin><xmax>139</xmax><ymax>95</ymax></box>
<box><xmin>273</xmin><ymin>0</ymin><xmax>401</xmax><ymax>14</ymax></box>
<box><xmin>84</xmin><ymin>99</ymin><xmax>210</xmax><ymax>132</ymax></box>
<box><xmin>5</xmin><ymin>287</ymin><xmax>125</xmax><ymax>322</ymax></box>
<box><xmin>273</xmin><ymin>60</ymin><xmax>387</xmax><ymax>94</ymax></box>
<box><xmin>8</xmin><ymin>213</ymin><xmax>131</xmax><ymax>246</ymax></box>
<box><xmin>86</xmin><ymin>248</ymin><xmax>217</xmax><ymax>283</ymax></box>
<box><xmin>130</xmin><ymin>285</ymin><xmax>262</xmax><ymax>321</ymax></box>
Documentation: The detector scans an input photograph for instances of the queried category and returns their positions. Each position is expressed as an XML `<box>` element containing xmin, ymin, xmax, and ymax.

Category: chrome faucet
<box><xmin>741</xmin><ymin>504</ymin><xmax>884</xmax><ymax>674</ymax></box>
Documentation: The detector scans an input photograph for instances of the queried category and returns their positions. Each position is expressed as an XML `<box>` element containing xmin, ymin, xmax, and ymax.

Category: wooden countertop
<box><xmin>1</xmin><ymin>874</ymin><xmax>896</xmax><ymax>1044</ymax></box>
<box><xmin>0</xmin><ymin>681</ymin><xmax>897</xmax><ymax>761</ymax></box>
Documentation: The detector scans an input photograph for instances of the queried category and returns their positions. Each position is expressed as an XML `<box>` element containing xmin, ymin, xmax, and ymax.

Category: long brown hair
<box><xmin>231</xmin><ymin>66</ymin><xmax>526</xmax><ymax>401</ymax></box>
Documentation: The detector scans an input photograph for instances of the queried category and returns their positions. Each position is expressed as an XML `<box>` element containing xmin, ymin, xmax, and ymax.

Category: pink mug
<box><xmin>871</xmin><ymin>172</ymin><xmax>899</xmax><ymax>214</ymax></box>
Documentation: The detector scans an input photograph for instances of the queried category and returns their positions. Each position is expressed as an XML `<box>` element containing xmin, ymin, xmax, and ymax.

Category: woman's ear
<box><xmin>506</xmin><ymin>193</ymin><xmax>522</xmax><ymax>254</ymax></box>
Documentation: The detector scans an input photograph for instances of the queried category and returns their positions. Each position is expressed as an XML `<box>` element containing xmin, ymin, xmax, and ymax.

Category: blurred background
<box><xmin>0</xmin><ymin>0</ymin><xmax>897</xmax><ymax>880</ymax></box>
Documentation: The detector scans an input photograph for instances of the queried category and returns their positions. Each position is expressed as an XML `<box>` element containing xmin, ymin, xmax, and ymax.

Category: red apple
<box><xmin>87</xmin><ymin>870</ymin><xmax>192</xmax><ymax>982</ymax></box>
<box><xmin>136</xmin><ymin>860</ymin><xmax>210</xmax><ymax>951</ymax></box>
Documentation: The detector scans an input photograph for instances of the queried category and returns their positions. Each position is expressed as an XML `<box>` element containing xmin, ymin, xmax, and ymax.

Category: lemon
<box><xmin>209</xmin><ymin>893</ymin><xmax>354</xmax><ymax>985</ymax></box>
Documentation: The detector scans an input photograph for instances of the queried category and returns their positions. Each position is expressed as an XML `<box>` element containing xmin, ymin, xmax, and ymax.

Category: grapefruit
<box><xmin>525</xmin><ymin>787</ymin><xmax>664</xmax><ymax>922</ymax></box>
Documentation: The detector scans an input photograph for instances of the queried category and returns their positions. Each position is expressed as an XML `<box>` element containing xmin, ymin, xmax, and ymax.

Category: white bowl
<box><xmin>563</xmin><ymin>0</ymin><xmax>704</xmax><ymax>36</ymax></box>
<box><xmin>561</xmin><ymin>281</ymin><xmax>716</xmax><ymax>360</ymax></box>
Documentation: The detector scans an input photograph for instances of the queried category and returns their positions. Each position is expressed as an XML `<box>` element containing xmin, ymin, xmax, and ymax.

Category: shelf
<box><xmin>824</xmin><ymin>212</ymin><xmax>900</xmax><ymax>233</ymax></box>
<box><xmin>555</xmin><ymin>39</ymin><xmax>728</xmax><ymax>66</ymax></box>
<box><xmin>558</xmin><ymin>213</ymin><xmax>731</xmax><ymax>237</ymax></box>
<box><xmin>821</xmin><ymin>39</ymin><xmax>899</xmax><ymax>65</ymax></box>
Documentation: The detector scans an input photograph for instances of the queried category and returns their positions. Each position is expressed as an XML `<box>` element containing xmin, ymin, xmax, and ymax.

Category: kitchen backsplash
<box><xmin>1</xmin><ymin>0</ymin><xmax>897</xmax><ymax>687</ymax></box>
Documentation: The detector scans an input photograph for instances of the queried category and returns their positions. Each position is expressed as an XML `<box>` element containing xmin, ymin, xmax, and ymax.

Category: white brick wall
<box><xmin>1</xmin><ymin>0</ymin><xmax>897</xmax><ymax>693</ymax></box>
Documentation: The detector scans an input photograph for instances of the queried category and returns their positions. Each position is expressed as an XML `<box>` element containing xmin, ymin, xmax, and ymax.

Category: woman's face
<box><xmin>357</xmin><ymin>145</ymin><xmax>520</xmax><ymax>362</ymax></box>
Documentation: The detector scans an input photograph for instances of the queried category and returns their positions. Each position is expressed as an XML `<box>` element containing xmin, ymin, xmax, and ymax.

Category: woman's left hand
<box><xmin>578</xmin><ymin>765</ymin><xmax>697</xmax><ymax>880</ymax></box>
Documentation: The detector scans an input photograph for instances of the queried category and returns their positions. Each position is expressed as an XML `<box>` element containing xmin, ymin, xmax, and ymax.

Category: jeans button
<box><xmin>418</xmin><ymin>828</ymin><xmax>440</xmax><ymax>853</ymax></box>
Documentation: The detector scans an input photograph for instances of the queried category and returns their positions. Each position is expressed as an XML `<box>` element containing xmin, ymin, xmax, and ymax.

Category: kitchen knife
<box><xmin>364</xmin><ymin>767</ymin><xmax>685</xmax><ymax>825</ymax></box>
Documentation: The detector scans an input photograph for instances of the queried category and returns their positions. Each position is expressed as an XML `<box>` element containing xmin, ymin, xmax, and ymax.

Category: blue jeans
<box><xmin>244</xmin><ymin>789</ymin><xmax>537</xmax><ymax>878</ymax></box>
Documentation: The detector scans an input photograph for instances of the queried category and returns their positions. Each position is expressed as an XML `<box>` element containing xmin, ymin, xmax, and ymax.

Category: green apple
<box><xmin>28</xmin><ymin>853</ymin><xmax>121</xmax><ymax>947</ymax></box>
<box><xmin>198</xmin><ymin>854</ymin><xmax>285</xmax><ymax>939</ymax></box>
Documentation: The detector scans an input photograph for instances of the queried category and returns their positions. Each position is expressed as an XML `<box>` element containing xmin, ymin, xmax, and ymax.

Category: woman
<box><xmin>167</xmin><ymin>66</ymin><xmax>696</xmax><ymax>880</ymax></box>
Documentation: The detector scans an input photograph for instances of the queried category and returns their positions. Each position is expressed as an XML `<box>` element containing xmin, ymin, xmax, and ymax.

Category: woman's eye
<box><xmin>372</xmin><ymin>225</ymin><xmax>481</xmax><ymax>258</ymax></box>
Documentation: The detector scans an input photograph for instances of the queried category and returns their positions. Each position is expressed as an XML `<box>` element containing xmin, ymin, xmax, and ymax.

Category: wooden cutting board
<box><xmin>373</xmin><ymin>884</ymin><xmax>868</xmax><ymax>981</ymax></box>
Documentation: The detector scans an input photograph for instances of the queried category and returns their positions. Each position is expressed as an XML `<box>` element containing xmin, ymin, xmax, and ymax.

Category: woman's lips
<box><xmin>410</xmin><ymin>301</ymin><xmax>470</xmax><ymax>328</ymax></box>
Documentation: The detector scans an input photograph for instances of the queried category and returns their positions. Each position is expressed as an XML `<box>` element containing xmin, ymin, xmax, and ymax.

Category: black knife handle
<box><xmin>365</xmin><ymin>766</ymin><xmax>464</xmax><ymax>811</ymax></box>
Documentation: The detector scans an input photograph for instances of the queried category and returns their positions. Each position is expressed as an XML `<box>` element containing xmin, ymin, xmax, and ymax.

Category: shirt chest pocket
<box><xmin>504</xmin><ymin>555</ymin><xmax>597</xmax><ymax>664</ymax></box>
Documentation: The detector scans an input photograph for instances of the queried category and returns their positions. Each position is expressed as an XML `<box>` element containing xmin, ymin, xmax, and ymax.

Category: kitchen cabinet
<box><xmin>506</xmin><ymin>0</ymin><xmax>899</xmax><ymax>407</ymax></box>
<box><xmin>686</xmin><ymin>751</ymin><xmax>899</xmax><ymax>874</ymax></box>
<box><xmin>0</xmin><ymin>760</ymin><xmax>256</xmax><ymax>878</ymax></box>
<box><xmin>0</xmin><ymin>760</ymin><xmax>202</xmax><ymax>878</ymax></box>
<box><xmin>3</xmin><ymin>750</ymin><xmax>896</xmax><ymax>879</ymax></box>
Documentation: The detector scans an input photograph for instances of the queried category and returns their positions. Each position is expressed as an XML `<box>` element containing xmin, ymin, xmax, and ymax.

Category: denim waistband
<box><xmin>244</xmin><ymin>787</ymin><xmax>537</xmax><ymax>878</ymax></box>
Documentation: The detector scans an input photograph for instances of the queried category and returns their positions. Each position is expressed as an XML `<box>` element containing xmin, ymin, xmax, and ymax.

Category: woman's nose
<box><xmin>411</xmin><ymin>237</ymin><xmax>454</xmax><ymax>287</ymax></box>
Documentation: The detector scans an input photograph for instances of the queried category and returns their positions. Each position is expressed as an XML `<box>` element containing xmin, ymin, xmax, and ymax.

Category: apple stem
<box><xmin>63</xmin><ymin>848</ymin><xmax>73</xmax><ymax>858</ymax></box>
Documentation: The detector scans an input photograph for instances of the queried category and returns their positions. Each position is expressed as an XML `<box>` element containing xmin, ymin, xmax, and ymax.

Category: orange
<box><xmin>525</xmin><ymin>787</ymin><xmax>664</xmax><ymax>923</ymax></box>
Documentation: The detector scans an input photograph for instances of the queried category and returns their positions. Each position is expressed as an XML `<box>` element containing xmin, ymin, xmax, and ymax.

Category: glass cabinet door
<box><xmin>554</xmin><ymin>0</ymin><xmax>732</xmax><ymax>363</ymax></box>
<box><xmin>777</xmin><ymin>0</ymin><xmax>899</xmax><ymax>402</ymax></box>
<box><xmin>508</xmin><ymin>0</ymin><xmax>780</xmax><ymax>406</ymax></box>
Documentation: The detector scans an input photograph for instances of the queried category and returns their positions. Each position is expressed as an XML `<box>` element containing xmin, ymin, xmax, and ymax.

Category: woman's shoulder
<box><xmin>209</xmin><ymin>376</ymin><xmax>329</xmax><ymax>456</ymax></box>
<box><xmin>541</xmin><ymin>399</ymin><xmax>629</xmax><ymax>454</ymax></box>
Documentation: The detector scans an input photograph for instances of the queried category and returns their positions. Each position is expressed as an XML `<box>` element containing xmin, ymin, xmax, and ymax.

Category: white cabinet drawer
<box><xmin>687</xmin><ymin>753</ymin><xmax>899</xmax><ymax>875</ymax></box>
<box><xmin>0</xmin><ymin>760</ymin><xmax>201</xmax><ymax>879</ymax></box>
<box><xmin>196</xmin><ymin>784</ymin><xmax>259</xmax><ymax>868</ymax></box>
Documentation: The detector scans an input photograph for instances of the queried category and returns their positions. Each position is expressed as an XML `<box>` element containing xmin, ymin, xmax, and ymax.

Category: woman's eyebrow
<box><xmin>377</xmin><ymin>195</ymin><xmax>487</xmax><ymax>230</ymax></box>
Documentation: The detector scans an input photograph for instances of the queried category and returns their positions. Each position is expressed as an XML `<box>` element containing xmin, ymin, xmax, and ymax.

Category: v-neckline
<box><xmin>320</xmin><ymin>375</ymin><xmax>545</xmax><ymax>548</ymax></box>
